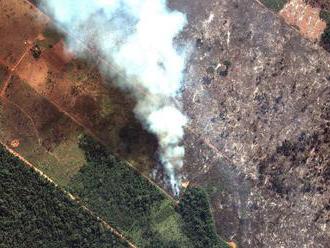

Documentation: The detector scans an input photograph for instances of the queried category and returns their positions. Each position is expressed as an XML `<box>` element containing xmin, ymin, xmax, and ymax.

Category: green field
<box><xmin>66</xmin><ymin>135</ymin><xmax>230</xmax><ymax>247</ymax></box>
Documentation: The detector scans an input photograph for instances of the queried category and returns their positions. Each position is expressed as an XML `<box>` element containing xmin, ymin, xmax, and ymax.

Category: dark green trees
<box><xmin>0</xmin><ymin>144</ymin><xmax>128</xmax><ymax>248</ymax></box>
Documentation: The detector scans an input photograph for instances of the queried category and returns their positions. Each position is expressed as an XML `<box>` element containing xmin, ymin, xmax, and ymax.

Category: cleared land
<box><xmin>170</xmin><ymin>0</ymin><xmax>330</xmax><ymax>246</ymax></box>
<box><xmin>0</xmin><ymin>75</ymin><xmax>86</xmax><ymax>186</ymax></box>
<box><xmin>0</xmin><ymin>0</ymin><xmax>48</xmax><ymax>67</ymax></box>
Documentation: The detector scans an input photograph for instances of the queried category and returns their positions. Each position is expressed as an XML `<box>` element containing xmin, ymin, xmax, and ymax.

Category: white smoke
<box><xmin>41</xmin><ymin>0</ymin><xmax>189</xmax><ymax>194</ymax></box>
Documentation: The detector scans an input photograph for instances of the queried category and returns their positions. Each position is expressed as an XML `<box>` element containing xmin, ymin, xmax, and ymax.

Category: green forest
<box><xmin>178</xmin><ymin>188</ymin><xmax>229</xmax><ymax>248</ymax></box>
<box><xmin>0</xmin><ymin>135</ymin><xmax>229</xmax><ymax>247</ymax></box>
<box><xmin>260</xmin><ymin>0</ymin><xmax>288</xmax><ymax>12</ymax></box>
<box><xmin>0</xmin><ymin>144</ymin><xmax>128</xmax><ymax>248</ymax></box>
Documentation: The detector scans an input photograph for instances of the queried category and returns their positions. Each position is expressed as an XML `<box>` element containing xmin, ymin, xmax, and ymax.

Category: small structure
<box><xmin>10</xmin><ymin>139</ymin><xmax>20</xmax><ymax>148</ymax></box>
<box><xmin>30</xmin><ymin>44</ymin><xmax>41</xmax><ymax>59</ymax></box>
<box><xmin>30</xmin><ymin>44</ymin><xmax>42</xmax><ymax>59</ymax></box>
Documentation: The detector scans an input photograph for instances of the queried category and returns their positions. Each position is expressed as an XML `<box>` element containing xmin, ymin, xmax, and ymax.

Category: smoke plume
<box><xmin>41</xmin><ymin>0</ymin><xmax>188</xmax><ymax>194</ymax></box>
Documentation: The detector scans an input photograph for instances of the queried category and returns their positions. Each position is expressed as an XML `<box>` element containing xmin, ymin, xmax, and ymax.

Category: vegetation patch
<box><xmin>0</xmin><ymin>144</ymin><xmax>128</xmax><ymax>248</ymax></box>
<box><xmin>68</xmin><ymin>135</ymin><xmax>193</xmax><ymax>247</ymax></box>
<box><xmin>0</xmin><ymin>64</ymin><xmax>9</xmax><ymax>88</ymax></box>
<box><xmin>305</xmin><ymin>0</ymin><xmax>330</xmax><ymax>11</ymax></box>
<box><xmin>177</xmin><ymin>187</ymin><xmax>230</xmax><ymax>248</ymax></box>
<box><xmin>260</xmin><ymin>0</ymin><xmax>288</xmax><ymax>12</ymax></box>
<box><xmin>37</xmin><ymin>23</ymin><xmax>65</xmax><ymax>49</ymax></box>
<box><xmin>320</xmin><ymin>10</ymin><xmax>330</xmax><ymax>51</ymax></box>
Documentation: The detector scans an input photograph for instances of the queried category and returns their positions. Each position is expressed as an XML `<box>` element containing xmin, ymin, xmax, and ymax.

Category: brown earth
<box><xmin>170</xmin><ymin>0</ymin><xmax>330</xmax><ymax>246</ymax></box>
<box><xmin>280</xmin><ymin>0</ymin><xmax>327</xmax><ymax>41</ymax></box>
<box><xmin>0</xmin><ymin>0</ymin><xmax>48</xmax><ymax>67</ymax></box>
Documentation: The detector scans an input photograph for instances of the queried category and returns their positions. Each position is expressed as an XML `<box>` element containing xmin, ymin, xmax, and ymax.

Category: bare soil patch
<box><xmin>280</xmin><ymin>0</ymin><xmax>327</xmax><ymax>40</ymax></box>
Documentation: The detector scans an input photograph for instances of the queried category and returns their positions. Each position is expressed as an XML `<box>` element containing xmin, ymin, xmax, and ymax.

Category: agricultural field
<box><xmin>13</xmin><ymin>16</ymin><xmax>159</xmax><ymax>177</ymax></box>
<box><xmin>0</xmin><ymin>75</ymin><xmax>86</xmax><ymax>186</ymax></box>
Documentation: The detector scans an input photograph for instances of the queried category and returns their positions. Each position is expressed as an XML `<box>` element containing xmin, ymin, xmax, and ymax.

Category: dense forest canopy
<box><xmin>0</xmin><ymin>144</ymin><xmax>128</xmax><ymax>248</ymax></box>
<box><xmin>178</xmin><ymin>187</ymin><xmax>230</xmax><ymax>248</ymax></box>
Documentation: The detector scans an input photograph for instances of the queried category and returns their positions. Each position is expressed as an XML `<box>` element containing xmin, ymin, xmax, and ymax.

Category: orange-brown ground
<box><xmin>0</xmin><ymin>0</ymin><xmax>48</xmax><ymax>67</ymax></box>
<box><xmin>15</xmin><ymin>34</ymin><xmax>159</xmax><ymax>176</ymax></box>
<box><xmin>280</xmin><ymin>0</ymin><xmax>327</xmax><ymax>40</ymax></box>
<box><xmin>0</xmin><ymin>0</ymin><xmax>175</xmax><ymax>200</ymax></box>
<box><xmin>0</xmin><ymin>0</ymin><xmax>162</xmax><ymax>183</ymax></box>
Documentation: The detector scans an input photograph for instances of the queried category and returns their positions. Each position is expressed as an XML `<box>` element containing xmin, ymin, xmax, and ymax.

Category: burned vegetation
<box><xmin>258</xmin><ymin>119</ymin><xmax>330</xmax><ymax>224</ymax></box>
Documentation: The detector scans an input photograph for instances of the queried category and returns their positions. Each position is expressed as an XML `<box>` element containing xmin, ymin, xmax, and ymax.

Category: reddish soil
<box><xmin>0</xmin><ymin>0</ymin><xmax>48</xmax><ymax>67</ymax></box>
<box><xmin>280</xmin><ymin>0</ymin><xmax>327</xmax><ymax>40</ymax></box>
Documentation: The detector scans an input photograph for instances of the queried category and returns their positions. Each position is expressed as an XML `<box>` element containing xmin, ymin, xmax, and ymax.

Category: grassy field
<box><xmin>0</xmin><ymin>75</ymin><xmax>87</xmax><ymax>186</ymax></box>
